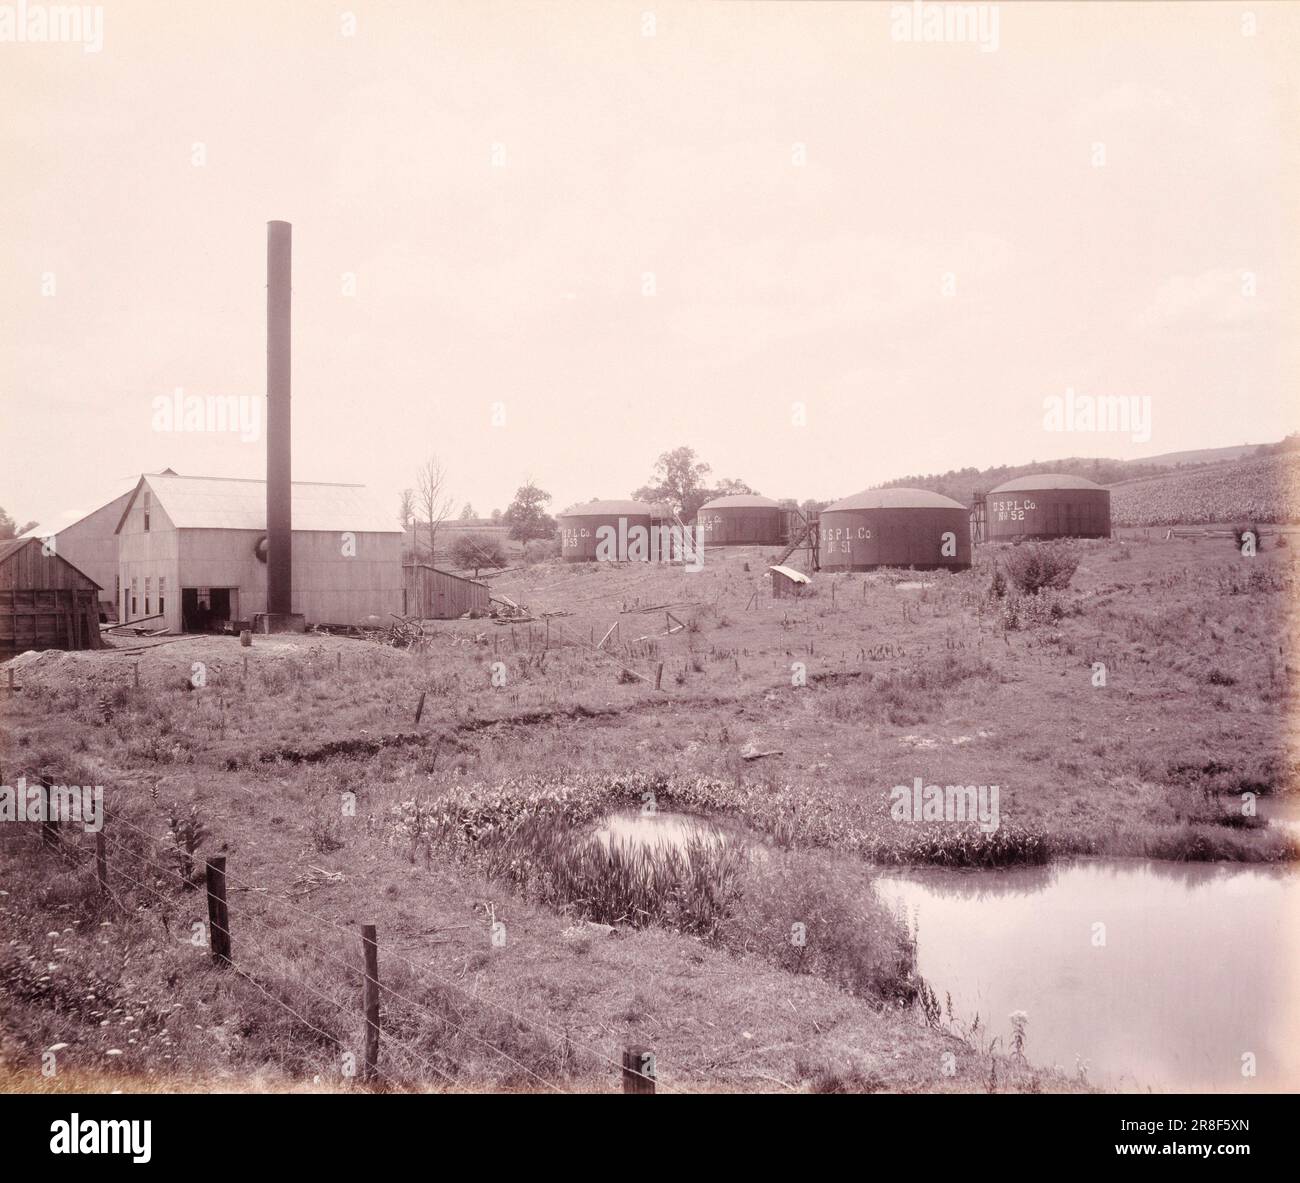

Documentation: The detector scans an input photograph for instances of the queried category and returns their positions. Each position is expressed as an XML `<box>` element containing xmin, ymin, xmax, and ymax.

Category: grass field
<box><xmin>1</xmin><ymin>534</ymin><xmax>1295</xmax><ymax>1092</ymax></box>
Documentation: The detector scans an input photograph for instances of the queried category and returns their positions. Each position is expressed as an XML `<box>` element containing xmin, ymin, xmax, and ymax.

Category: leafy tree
<box><xmin>459</xmin><ymin>502</ymin><xmax>476</xmax><ymax>521</ymax></box>
<box><xmin>502</xmin><ymin>482</ymin><xmax>556</xmax><ymax>541</ymax></box>
<box><xmin>451</xmin><ymin>532</ymin><xmax>506</xmax><ymax>577</ymax></box>
<box><xmin>0</xmin><ymin>508</ymin><xmax>38</xmax><ymax>540</ymax></box>
<box><xmin>710</xmin><ymin>477</ymin><xmax>758</xmax><ymax>498</ymax></box>
<box><xmin>633</xmin><ymin>447</ymin><xmax>713</xmax><ymax>518</ymax></box>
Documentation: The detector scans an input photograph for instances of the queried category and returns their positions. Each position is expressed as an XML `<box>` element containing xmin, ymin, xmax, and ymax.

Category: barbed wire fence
<box><xmin>3</xmin><ymin>801</ymin><xmax>675</xmax><ymax>1095</ymax></box>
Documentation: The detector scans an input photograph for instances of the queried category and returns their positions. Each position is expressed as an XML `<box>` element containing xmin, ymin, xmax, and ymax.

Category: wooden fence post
<box><xmin>133</xmin><ymin>663</ymin><xmax>140</xmax><ymax>689</ymax></box>
<box><xmin>95</xmin><ymin>830</ymin><xmax>108</xmax><ymax>896</ymax></box>
<box><xmin>655</xmin><ymin>662</ymin><xmax>664</xmax><ymax>690</ymax></box>
<box><xmin>40</xmin><ymin>782</ymin><xmax>59</xmax><ymax>850</ymax></box>
<box><xmin>205</xmin><ymin>857</ymin><xmax>231</xmax><ymax>966</ymax></box>
<box><xmin>7</xmin><ymin>667</ymin><xmax>13</xmax><ymax>692</ymax></box>
<box><xmin>362</xmin><ymin>924</ymin><xmax>380</xmax><ymax>1083</ymax></box>
<box><xmin>622</xmin><ymin>1045</ymin><xmax>656</xmax><ymax>1094</ymax></box>
<box><xmin>414</xmin><ymin>691</ymin><xmax>426</xmax><ymax>725</ymax></box>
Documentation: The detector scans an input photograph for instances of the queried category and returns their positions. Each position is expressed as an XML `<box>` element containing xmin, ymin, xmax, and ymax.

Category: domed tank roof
<box><xmin>697</xmin><ymin>494</ymin><xmax>781</xmax><ymax>511</ymax></box>
<box><xmin>989</xmin><ymin>473</ymin><xmax>1104</xmax><ymax>493</ymax></box>
<box><xmin>825</xmin><ymin>487</ymin><xmax>966</xmax><ymax>512</ymax></box>
<box><xmin>559</xmin><ymin>499</ymin><xmax>656</xmax><ymax>517</ymax></box>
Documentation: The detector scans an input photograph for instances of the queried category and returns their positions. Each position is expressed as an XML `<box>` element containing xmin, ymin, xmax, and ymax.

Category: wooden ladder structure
<box><xmin>775</xmin><ymin>510</ymin><xmax>819</xmax><ymax>570</ymax></box>
<box><xmin>969</xmin><ymin>493</ymin><xmax>987</xmax><ymax>546</ymax></box>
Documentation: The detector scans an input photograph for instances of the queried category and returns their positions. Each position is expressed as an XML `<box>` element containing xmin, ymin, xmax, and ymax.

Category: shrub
<box><xmin>1001</xmin><ymin>541</ymin><xmax>1080</xmax><ymax>595</ymax></box>
<box><xmin>450</xmin><ymin>533</ymin><xmax>506</xmax><ymax>575</ymax></box>
<box><xmin>523</xmin><ymin>538</ymin><xmax>558</xmax><ymax>564</ymax></box>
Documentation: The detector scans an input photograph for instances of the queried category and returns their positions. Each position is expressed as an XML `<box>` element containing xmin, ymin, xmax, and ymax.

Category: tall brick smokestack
<box><xmin>266</xmin><ymin>220</ymin><xmax>292</xmax><ymax>616</ymax></box>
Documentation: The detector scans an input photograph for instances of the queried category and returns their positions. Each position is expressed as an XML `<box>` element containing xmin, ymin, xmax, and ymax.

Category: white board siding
<box><xmin>53</xmin><ymin>489</ymin><xmax>134</xmax><ymax>613</ymax></box>
<box><xmin>118</xmin><ymin>498</ymin><xmax>182</xmax><ymax>630</ymax></box>
<box><xmin>174</xmin><ymin>529</ymin><xmax>403</xmax><ymax>626</ymax></box>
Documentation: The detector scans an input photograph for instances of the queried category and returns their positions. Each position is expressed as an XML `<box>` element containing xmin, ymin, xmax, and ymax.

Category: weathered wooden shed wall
<box><xmin>0</xmin><ymin>538</ymin><xmax>103</xmax><ymax>653</ymax></box>
<box><xmin>403</xmin><ymin>564</ymin><xmax>490</xmax><ymax>618</ymax></box>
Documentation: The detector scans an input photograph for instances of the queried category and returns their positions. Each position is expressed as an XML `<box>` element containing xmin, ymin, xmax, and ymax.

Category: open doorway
<box><xmin>181</xmin><ymin>587</ymin><xmax>239</xmax><ymax>633</ymax></box>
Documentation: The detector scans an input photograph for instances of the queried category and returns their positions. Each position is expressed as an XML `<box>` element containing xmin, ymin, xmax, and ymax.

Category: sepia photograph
<box><xmin>1</xmin><ymin>0</ymin><xmax>1297</xmax><ymax>1162</ymax></box>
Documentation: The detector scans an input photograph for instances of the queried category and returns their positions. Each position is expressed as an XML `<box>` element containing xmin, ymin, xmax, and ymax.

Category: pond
<box><xmin>592</xmin><ymin>808</ymin><xmax>753</xmax><ymax>853</ymax></box>
<box><xmin>590</xmin><ymin>809</ymin><xmax>1298</xmax><ymax>1091</ymax></box>
<box><xmin>876</xmin><ymin>859</ymin><xmax>1300</xmax><ymax>1092</ymax></box>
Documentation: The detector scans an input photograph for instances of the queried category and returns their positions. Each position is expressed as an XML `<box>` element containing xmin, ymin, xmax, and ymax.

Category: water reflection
<box><xmin>876</xmin><ymin>859</ymin><xmax>1300</xmax><ymax>1092</ymax></box>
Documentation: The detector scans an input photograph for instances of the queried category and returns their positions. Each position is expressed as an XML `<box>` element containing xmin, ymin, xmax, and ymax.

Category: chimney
<box><xmin>266</xmin><ymin>220</ymin><xmax>292</xmax><ymax>616</ymax></box>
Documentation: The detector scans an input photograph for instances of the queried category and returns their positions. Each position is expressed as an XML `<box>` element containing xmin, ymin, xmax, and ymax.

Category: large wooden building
<box><xmin>114</xmin><ymin>473</ymin><xmax>403</xmax><ymax>633</ymax></box>
<box><xmin>0</xmin><ymin>537</ymin><xmax>104</xmax><ymax>655</ymax></box>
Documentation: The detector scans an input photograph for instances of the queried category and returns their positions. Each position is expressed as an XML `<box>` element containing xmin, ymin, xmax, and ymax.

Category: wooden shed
<box><xmin>403</xmin><ymin>564</ymin><xmax>491</xmax><ymax>619</ymax></box>
<box><xmin>0</xmin><ymin>537</ymin><xmax>104</xmax><ymax>654</ymax></box>
<box><xmin>769</xmin><ymin>563</ymin><xmax>811</xmax><ymax>600</ymax></box>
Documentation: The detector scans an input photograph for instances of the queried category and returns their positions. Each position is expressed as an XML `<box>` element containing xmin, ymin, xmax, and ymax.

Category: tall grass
<box><xmin>479</xmin><ymin>811</ymin><xmax>748</xmax><ymax>935</ymax></box>
<box><xmin>404</xmin><ymin>785</ymin><xmax>923</xmax><ymax>1003</ymax></box>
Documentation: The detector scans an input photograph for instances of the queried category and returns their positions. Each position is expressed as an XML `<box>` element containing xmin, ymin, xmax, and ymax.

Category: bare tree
<box><xmin>399</xmin><ymin>487</ymin><xmax>416</xmax><ymax>531</ymax></box>
<box><xmin>415</xmin><ymin>458</ymin><xmax>454</xmax><ymax>561</ymax></box>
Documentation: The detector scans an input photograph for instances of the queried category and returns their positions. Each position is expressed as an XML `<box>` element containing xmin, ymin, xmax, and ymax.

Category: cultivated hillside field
<box><xmin>1109</xmin><ymin>451</ymin><xmax>1300</xmax><ymax>528</ymax></box>
<box><xmin>1</xmin><ymin>535</ymin><xmax>1296</xmax><ymax>1093</ymax></box>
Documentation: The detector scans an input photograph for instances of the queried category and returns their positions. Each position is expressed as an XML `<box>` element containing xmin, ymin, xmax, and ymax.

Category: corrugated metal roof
<box><xmin>118</xmin><ymin>474</ymin><xmax>402</xmax><ymax>534</ymax></box>
<box><xmin>559</xmin><ymin>499</ymin><xmax>656</xmax><ymax>517</ymax></box>
<box><xmin>769</xmin><ymin>564</ymin><xmax>810</xmax><ymax>583</ymax></box>
<box><xmin>989</xmin><ymin>473</ymin><xmax>1104</xmax><ymax>493</ymax></box>
<box><xmin>698</xmin><ymin>494</ymin><xmax>780</xmax><ymax>510</ymax></box>
<box><xmin>827</xmin><ymin>487</ymin><xmax>966</xmax><ymax>511</ymax></box>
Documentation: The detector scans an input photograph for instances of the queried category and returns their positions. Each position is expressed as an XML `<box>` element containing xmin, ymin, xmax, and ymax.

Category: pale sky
<box><xmin>3</xmin><ymin>0</ymin><xmax>1297</xmax><ymax>530</ymax></box>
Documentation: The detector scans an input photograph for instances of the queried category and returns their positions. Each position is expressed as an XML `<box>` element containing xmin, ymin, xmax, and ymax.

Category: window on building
<box><xmin>159</xmin><ymin>576</ymin><xmax>166</xmax><ymax>616</ymax></box>
<box><xmin>145</xmin><ymin>576</ymin><xmax>152</xmax><ymax>616</ymax></box>
<box><xmin>131</xmin><ymin>577</ymin><xmax>138</xmax><ymax>617</ymax></box>
<box><xmin>143</xmin><ymin>490</ymin><xmax>151</xmax><ymax>532</ymax></box>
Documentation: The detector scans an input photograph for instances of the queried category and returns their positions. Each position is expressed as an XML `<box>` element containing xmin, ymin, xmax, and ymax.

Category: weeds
<box><xmin>1001</xmin><ymin>542</ymin><xmax>1081</xmax><ymax>595</ymax></box>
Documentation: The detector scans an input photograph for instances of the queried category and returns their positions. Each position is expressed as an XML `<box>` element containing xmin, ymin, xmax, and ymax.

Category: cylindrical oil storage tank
<box><xmin>694</xmin><ymin>495</ymin><xmax>784</xmax><ymax>545</ymax></box>
<box><xmin>985</xmin><ymin>474</ymin><xmax>1110</xmax><ymax>540</ymax></box>
<box><xmin>557</xmin><ymin>499</ymin><xmax>655</xmax><ymax>561</ymax></box>
<box><xmin>818</xmin><ymin>488</ymin><xmax>971</xmax><ymax>571</ymax></box>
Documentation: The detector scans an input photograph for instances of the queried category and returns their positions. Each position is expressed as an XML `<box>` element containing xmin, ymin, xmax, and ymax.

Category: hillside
<box><xmin>1109</xmin><ymin>451</ymin><xmax>1300</xmax><ymax>527</ymax></box>
<box><xmin>1128</xmin><ymin>443</ymin><xmax>1261</xmax><ymax>468</ymax></box>
<box><xmin>878</xmin><ymin>457</ymin><xmax>1182</xmax><ymax>508</ymax></box>
<box><xmin>875</xmin><ymin>436</ymin><xmax>1300</xmax><ymax>524</ymax></box>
